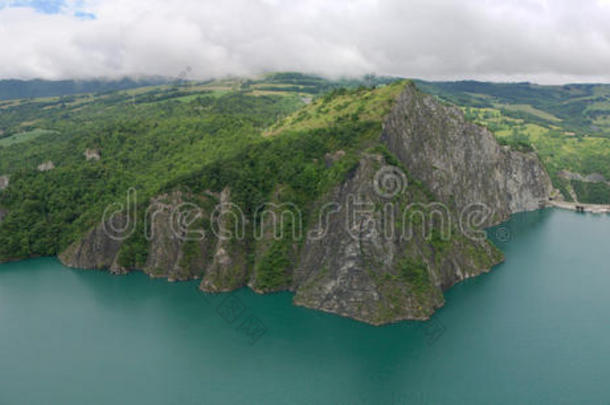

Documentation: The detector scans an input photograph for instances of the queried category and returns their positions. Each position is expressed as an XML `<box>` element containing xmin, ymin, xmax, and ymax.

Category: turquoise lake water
<box><xmin>0</xmin><ymin>208</ymin><xmax>609</xmax><ymax>404</ymax></box>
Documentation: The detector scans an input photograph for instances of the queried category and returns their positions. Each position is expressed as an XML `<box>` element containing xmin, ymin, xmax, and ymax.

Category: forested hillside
<box><xmin>0</xmin><ymin>73</ymin><xmax>399</xmax><ymax>260</ymax></box>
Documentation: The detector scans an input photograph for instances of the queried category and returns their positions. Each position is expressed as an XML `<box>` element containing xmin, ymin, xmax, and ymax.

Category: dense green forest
<box><xmin>0</xmin><ymin>74</ymin><xmax>402</xmax><ymax>262</ymax></box>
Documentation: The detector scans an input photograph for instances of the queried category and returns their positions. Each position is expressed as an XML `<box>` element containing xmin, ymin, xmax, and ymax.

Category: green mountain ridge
<box><xmin>0</xmin><ymin>73</ymin><xmax>604</xmax><ymax>323</ymax></box>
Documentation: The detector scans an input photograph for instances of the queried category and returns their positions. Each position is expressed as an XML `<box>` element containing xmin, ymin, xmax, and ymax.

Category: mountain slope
<box><xmin>2</xmin><ymin>80</ymin><xmax>552</xmax><ymax>324</ymax></box>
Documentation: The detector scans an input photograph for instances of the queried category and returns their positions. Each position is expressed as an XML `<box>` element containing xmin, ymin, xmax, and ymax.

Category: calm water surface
<box><xmin>1</xmin><ymin>209</ymin><xmax>609</xmax><ymax>404</ymax></box>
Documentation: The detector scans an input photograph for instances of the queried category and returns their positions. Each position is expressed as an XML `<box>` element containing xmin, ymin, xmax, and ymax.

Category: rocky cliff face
<box><xmin>59</xmin><ymin>214</ymin><xmax>127</xmax><ymax>274</ymax></box>
<box><xmin>141</xmin><ymin>192</ymin><xmax>216</xmax><ymax>281</ymax></box>
<box><xmin>382</xmin><ymin>82</ymin><xmax>553</xmax><ymax>225</ymax></box>
<box><xmin>199</xmin><ymin>188</ymin><xmax>249</xmax><ymax>291</ymax></box>
<box><xmin>0</xmin><ymin>175</ymin><xmax>9</xmax><ymax>190</ymax></box>
<box><xmin>292</xmin><ymin>154</ymin><xmax>502</xmax><ymax>324</ymax></box>
<box><xmin>60</xmin><ymin>190</ymin><xmax>220</xmax><ymax>280</ymax></box>
<box><xmin>58</xmin><ymin>82</ymin><xmax>552</xmax><ymax>325</ymax></box>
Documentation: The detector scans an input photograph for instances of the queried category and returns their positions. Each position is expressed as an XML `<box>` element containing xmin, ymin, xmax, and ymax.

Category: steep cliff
<box><xmin>292</xmin><ymin>154</ymin><xmax>502</xmax><ymax>324</ymax></box>
<box><xmin>289</xmin><ymin>83</ymin><xmax>552</xmax><ymax>323</ymax></box>
<box><xmin>58</xmin><ymin>214</ymin><xmax>127</xmax><ymax>274</ymax></box>
<box><xmin>0</xmin><ymin>175</ymin><xmax>8</xmax><ymax>190</ymax></box>
<box><xmin>60</xmin><ymin>190</ymin><xmax>221</xmax><ymax>281</ymax></box>
<box><xmin>199</xmin><ymin>188</ymin><xmax>249</xmax><ymax>291</ymax></box>
<box><xmin>142</xmin><ymin>191</ymin><xmax>217</xmax><ymax>281</ymax></box>
<box><xmin>382</xmin><ymin>82</ymin><xmax>553</xmax><ymax>225</ymax></box>
<box><xmin>57</xmin><ymin>81</ymin><xmax>552</xmax><ymax>325</ymax></box>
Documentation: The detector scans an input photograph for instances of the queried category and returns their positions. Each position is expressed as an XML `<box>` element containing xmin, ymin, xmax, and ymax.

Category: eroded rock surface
<box><xmin>59</xmin><ymin>215</ymin><xmax>127</xmax><ymax>274</ymax></box>
<box><xmin>199</xmin><ymin>188</ymin><xmax>249</xmax><ymax>292</ymax></box>
<box><xmin>382</xmin><ymin>82</ymin><xmax>553</xmax><ymax>225</ymax></box>
<box><xmin>292</xmin><ymin>154</ymin><xmax>502</xmax><ymax>324</ymax></box>
<box><xmin>0</xmin><ymin>175</ymin><xmax>8</xmax><ymax>190</ymax></box>
<box><xmin>84</xmin><ymin>149</ymin><xmax>101</xmax><ymax>161</ymax></box>
<box><xmin>37</xmin><ymin>161</ymin><xmax>55</xmax><ymax>172</ymax></box>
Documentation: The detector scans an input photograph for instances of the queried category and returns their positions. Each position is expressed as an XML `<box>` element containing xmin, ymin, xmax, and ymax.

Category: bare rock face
<box><xmin>324</xmin><ymin>150</ymin><xmax>346</xmax><ymax>167</ymax></box>
<box><xmin>0</xmin><ymin>175</ymin><xmax>9</xmax><ymax>190</ymax></box>
<box><xmin>381</xmin><ymin>82</ymin><xmax>553</xmax><ymax>225</ymax></box>
<box><xmin>37</xmin><ymin>161</ymin><xmax>55</xmax><ymax>172</ymax></box>
<box><xmin>84</xmin><ymin>148</ymin><xmax>101</xmax><ymax>161</ymax></box>
<box><xmin>59</xmin><ymin>215</ymin><xmax>127</xmax><ymax>274</ymax></box>
<box><xmin>292</xmin><ymin>154</ymin><xmax>502</xmax><ymax>324</ymax></box>
<box><xmin>199</xmin><ymin>188</ymin><xmax>249</xmax><ymax>292</ymax></box>
<box><xmin>60</xmin><ymin>188</ymin><xmax>248</xmax><ymax>286</ymax></box>
<box><xmin>559</xmin><ymin>170</ymin><xmax>610</xmax><ymax>186</ymax></box>
<box><xmin>143</xmin><ymin>191</ymin><xmax>216</xmax><ymax>281</ymax></box>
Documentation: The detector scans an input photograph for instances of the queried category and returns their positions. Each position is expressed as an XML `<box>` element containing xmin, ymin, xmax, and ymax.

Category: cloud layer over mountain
<box><xmin>2</xmin><ymin>0</ymin><xmax>610</xmax><ymax>83</ymax></box>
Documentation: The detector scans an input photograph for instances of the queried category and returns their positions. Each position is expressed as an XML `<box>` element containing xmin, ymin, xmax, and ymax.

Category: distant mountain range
<box><xmin>0</xmin><ymin>78</ymin><xmax>169</xmax><ymax>101</ymax></box>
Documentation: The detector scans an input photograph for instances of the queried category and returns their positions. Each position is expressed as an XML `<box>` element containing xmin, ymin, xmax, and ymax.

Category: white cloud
<box><xmin>1</xmin><ymin>0</ymin><xmax>610</xmax><ymax>83</ymax></box>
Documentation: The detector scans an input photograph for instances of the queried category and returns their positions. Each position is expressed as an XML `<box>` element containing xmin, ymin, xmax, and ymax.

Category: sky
<box><xmin>1</xmin><ymin>0</ymin><xmax>610</xmax><ymax>83</ymax></box>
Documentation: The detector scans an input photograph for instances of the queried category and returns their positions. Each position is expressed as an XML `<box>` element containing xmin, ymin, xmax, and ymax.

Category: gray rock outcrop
<box><xmin>200</xmin><ymin>188</ymin><xmax>249</xmax><ymax>291</ymax></box>
<box><xmin>37</xmin><ymin>161</ymin><xmax>55</xmax><ymax>172</ymax></box>
<box><xmin>292</xmin><ymin>154</ymin><xmax>502</xmax><ymax>324</ymax></box>
<box><xmin>381</xmin><ymin>82</ymin><xmax>553</xmax><ymax>225</ymax></box>
<box><xmin>0</xmin><ymin>175</ymin><xmax>8</xmax><ymax>190</ymax></box>
<box><xmin>59</xmin><ymin>214</ymin><xmax>127</xmax><ymax>274</ymax></box>
<box><xmin>84</xmin><ymin>148</ymin><xmax>101</xmax><ymax>161</ymax></box>
<box><xmin>558</xmin><ymin>170</ymin><xmax>610</xmax><ymax>186</ymax></box>
<box><xmin>142</xmin><ymin>191</ymin><xmax>216</xmax><ymax>281</ymax></box>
